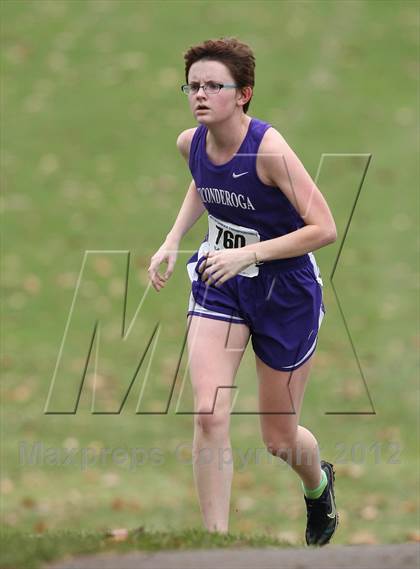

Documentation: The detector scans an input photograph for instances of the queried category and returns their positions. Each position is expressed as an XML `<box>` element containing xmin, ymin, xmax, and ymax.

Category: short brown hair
<box><xmin>183</xmin><ymin>37</ymin><xmax>255</xmax><ymax>113</ymax></box>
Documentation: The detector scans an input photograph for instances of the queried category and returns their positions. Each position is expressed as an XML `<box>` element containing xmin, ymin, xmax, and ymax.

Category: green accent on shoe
<box><xmin>302</xmin><ymin>469</ymin><xmax>328</xmax><ymax>499</ymax></box>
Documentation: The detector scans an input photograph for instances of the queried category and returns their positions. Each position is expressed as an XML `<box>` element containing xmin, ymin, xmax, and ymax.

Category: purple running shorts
<box><xmin>186</xmin><ymin>241</ymin><xmax>326</xmax><ymax>372</ymax></box>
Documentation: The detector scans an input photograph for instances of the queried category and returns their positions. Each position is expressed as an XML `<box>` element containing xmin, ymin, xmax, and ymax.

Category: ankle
<box><xmin>302</xmin><ymin>468</ymin><xmax>327</xmax><ymax>499</ymax></box>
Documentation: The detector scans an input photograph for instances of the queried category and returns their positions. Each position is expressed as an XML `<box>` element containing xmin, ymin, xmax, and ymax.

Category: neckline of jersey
<box><xmin>203</xmin><ymin>117</ymin><xmax>254</xmax><ymax>171</ymax></box>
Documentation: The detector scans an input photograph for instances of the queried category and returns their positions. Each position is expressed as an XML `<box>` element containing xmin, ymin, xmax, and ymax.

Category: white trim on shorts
<box><xmin>187</xmin><ymin>292</ymin><xmax>246</xmax><ymax>324</ymax></box>
<box><xmin>281</xmin><ymin>300</ymin><xmax>325</xmax><ymax>369</ymax></box>
<box><xmin>307</xmin><ymin>251</ymin><xmax>324</xmax><ymax>287</ymax></box>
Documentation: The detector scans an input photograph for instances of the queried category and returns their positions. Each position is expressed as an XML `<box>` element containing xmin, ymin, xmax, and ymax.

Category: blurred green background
<box><xmin>1</xmin><ymin>0</ymin><xmax>418</xmax><ymax>547</ymax></box>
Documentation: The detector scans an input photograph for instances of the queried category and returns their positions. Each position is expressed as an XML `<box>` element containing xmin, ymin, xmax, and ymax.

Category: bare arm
<box><xmin>165</xmin><ymin>178</ymin><xmax>206</xmax><ymax>245</ymax></box>
<box><xmin>148</xmin><ymin>128</ymin><xmax>205</xmax><ymax>291</ymax></box>
<box><xmin>245</xmin><ymin>128</ymin><xmax>337</xmax><ymax>262</ymax></box>
<box><xmin>165</xmin><ymin>127</ymin><xmax>205</xmax><ymax>244</ymax></box>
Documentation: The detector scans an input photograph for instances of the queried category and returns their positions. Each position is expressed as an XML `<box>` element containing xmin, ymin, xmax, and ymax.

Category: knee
<box><xmin>195</xmin><ymin>406</ymin><xmax>230</xmax><ymax>437</ymax></box>
<box><xmin>262</xmin><ymin>430</ymin><xmax>297</xmax><ymax>461</ymax></box>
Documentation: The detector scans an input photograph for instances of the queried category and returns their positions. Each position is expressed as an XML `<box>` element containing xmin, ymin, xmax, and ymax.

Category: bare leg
<box><xmin>257</xmin><ymin>354</ymin><xmax>323</xmax><ymax>489</ymax></box>
<box><xmin>187</xmin><ymin>314</ymin><xmax>250</xmax><ymax>532</ymax></box>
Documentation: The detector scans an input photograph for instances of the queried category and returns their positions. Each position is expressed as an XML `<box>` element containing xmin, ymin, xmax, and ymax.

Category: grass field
<box><xmin>1</xmin><ymin>526</ymin><xmax>292</xmax><ymax>569</ymax></box>
<box><xmin>1</xmin><ymin>0</ymin><xmax>419</xmax><ymax>566</ymax></box>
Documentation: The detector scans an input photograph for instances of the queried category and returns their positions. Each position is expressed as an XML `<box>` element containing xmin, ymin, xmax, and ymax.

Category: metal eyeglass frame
<box><xmin>181</xmin><ymin>82</ymin><xmax>238</xmax><ymax>95</ymax></box>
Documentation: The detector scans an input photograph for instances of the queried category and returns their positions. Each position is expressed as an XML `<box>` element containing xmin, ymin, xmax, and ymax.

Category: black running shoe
<box><xmin>304</xmin><ymin>460</ymin><xmax>339</xmax><ymax>546</ymax></box>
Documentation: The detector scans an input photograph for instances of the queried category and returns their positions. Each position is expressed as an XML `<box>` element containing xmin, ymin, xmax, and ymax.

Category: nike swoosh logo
<box><xmin>327</xmin><ymin>489</ymin><xmax>336</xmax><ymax>519</ymax></box>
<box><xmin>232</xmin><ymin>171</ymin><xmax>249</xmax><ymax>178</ymax></box>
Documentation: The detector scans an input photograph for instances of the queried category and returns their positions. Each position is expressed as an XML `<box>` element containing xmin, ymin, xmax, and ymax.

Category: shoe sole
<box><xmin>318</xmin><ymin>460</ymin><xmax>339</xmax><ymax>546</ymax></box>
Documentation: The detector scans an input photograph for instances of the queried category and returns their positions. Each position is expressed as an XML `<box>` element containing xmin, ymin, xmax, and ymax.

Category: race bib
<box><xmin>207</xmin><ymin>214</ymin><xmax>261</xmax><ymax>278</ymax></box>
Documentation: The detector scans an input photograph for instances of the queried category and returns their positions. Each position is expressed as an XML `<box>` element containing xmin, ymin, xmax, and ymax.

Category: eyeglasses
<box><xmin>181</xmin><ymin>81</ymin><xmax>237</xmax><ymax>95</ymax></box>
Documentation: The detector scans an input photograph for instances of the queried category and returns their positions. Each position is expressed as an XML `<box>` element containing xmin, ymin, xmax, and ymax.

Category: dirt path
<box><xmin>45</xmin><ymin>543</ymin><xmax>419</xmax><ymax>569</ymax></box>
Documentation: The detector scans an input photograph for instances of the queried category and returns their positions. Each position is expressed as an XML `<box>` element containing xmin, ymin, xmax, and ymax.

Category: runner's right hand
<box><xmin>148</xmin><ymin>240</ymin><xmax>179</xmax><ymax>292</ymax></box>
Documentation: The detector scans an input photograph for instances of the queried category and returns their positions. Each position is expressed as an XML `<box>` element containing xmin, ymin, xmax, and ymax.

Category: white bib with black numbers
<box><xmin>207</xmin><ymin>214</ymin><xmax>261</xmax><ymax>278</ymax></box>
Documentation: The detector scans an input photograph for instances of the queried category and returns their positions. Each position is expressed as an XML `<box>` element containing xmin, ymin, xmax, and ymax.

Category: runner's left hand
<box><xmin>198</xmin><ymin>248</ymin><xmax>256</xmax><ymax>286</ymax></box>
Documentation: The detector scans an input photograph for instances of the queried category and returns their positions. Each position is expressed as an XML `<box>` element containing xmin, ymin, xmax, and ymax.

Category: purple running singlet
<box><xmin>186</xmin><ymin>117</ymin><xmax>326</xmax><ymax>371</ymax></box>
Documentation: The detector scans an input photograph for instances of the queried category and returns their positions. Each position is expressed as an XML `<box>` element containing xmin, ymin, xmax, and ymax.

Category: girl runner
<box><xmin>148</xmin><ymin>37</ymin><xmax>338</xmax><ymax>545</ymax></box>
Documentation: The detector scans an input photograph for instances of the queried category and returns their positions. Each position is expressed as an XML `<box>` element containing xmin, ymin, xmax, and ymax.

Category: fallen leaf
<box><xmin>128</xmin><ymin>499</ymin><xmax>141</xmax><ymax>512</ymax></box>
<box><xmin>376</xmin><ymin>426</ymin><xmax>401</xmax><ymax>441</ymax></box>
<box><xmin>108</xmin><ymin>277</ymin><xmax>125</xmax><ymax>297</ymax></box>
<box><xmin>84</xmin><ymin>470</ymin><xmax>99</xmax><ymax>483</ymax></box>
<box><xmin>236</xmin><ymin>471</ymin><xmax>256</xmax><ymax>490</ymax></box>
<box><xmin>93</xmin><ymin>256</ymin><xmax>113</xmax><ymax>277</ymax></box>
<box><xmin>236</xmin><ymin>518</ymin><xmax>256</xmax><ymax>533</ymax></box>
<box><xmin>407</xmin><ymin>530</ymin><xmax>420</xmax><ymax>542</ymax></box>
<box><xmin>342</xmin><ymin>382</ymin><xmax>363</xmax><ymax>399</ymax></box>
<box><xmin>359</xmin><ymin>505</ymin><xmax>379</xmax><ymax>520</ymax></box>
<box><xmin>0</xmin><ymin>478</ymin><xmax>14</xmax><ymax>494</ymax></box>
<box><xmin>335</xmin><ymin>464</ymin><xmax>365</xmax><ymax>479</ymax></box>
<box><xmin>101</xmin><ymin>472</ymin><xmax>120</xmax><ymax>488</ymax></box>
<box><xmin>1</xmin><ymin>355</ymin><xmax>14</xmax><ymax>370</ymax></box>
<box><xmin>63</xmin><ymin>437</ymin><xmax>79</xmax><ymax>451</ymax></box>
<box><xmin>236</xmin><ymin>496</ymin><xmax>255</xmax><ymax>512</ymax></box>
<box><xmin>364</xmin><ymin>493</ymin><xmax>386</xmax><ymax>507</ymax></box>
<box><xmin>56</xmin><ymin>272</ymin><xmax>77</xmax><ymax>288</ymax></box>
<box><xmin>277</xmin><ymin>530</ymin><xmax>300</xmax><ymax>545</ymax></box>
<box><xmin>349</xmin><ymin>531</ymin><xmax>378</xmax><ymax>545</ymax></box>
<box><xmin>4</xmin><ymin>513</ymin><xmax>19</xmax><ymax>526</ymax></box>
<box><xmin>111</xmin><ymin>497</ymin><xmax>125</xmax><ymax>511</ymax></box>
<box><xmin>402</xmin><ymin>500</ymin><xmax>417</xmax><ymax>513</ymax></box>
<box><xmin>105</xmin><ymin>528</ymin><xmax>129</xmax><ymax>542</ymax></box>
<box><xmin>34</xmin><ymin>520</ymin><xmax>47</xmax><ymax>534</ymax></box>
<box><xmin>12</xmin><ymin>383</ymin><xmax>33</xmax><ymax>402</ymax></box>
<box><xmin>21</xmin><ymin>497</ymin><xmax>36</xmax><ymax>509</ymax></box>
